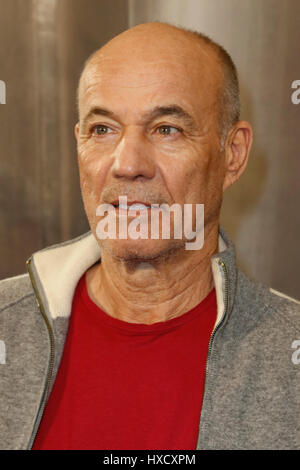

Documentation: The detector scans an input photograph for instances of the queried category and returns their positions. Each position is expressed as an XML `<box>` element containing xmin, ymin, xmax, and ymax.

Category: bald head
<box><xmin>77</xmin><ymin>22</ymin><xmax>240</xmax><ymax>147</ymax></box>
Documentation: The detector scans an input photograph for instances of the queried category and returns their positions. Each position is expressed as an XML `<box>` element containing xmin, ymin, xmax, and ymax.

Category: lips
<box><xmin>111</xmin><ymin>200</ymin><xmax>152</xmax><ymax>209</ymax></box>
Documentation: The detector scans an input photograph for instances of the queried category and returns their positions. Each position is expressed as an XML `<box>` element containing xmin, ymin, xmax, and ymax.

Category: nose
<box><xmin>111</xmin><ymin>127</ymin><xmax>156</xmax><ymax>180</ymax></box>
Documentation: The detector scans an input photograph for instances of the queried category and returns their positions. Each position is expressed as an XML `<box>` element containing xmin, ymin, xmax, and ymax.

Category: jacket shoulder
<box><xmin>266</xmin><ymin>284</ymin><xmax>300</xmax><ymax>331</ymax></box>
<box><xmin>0</xmin><ymin>273</ymin><xmax>34</xmax><ymax>312</ymax></box>
<box><xmin>236</xmin><ymin>269</ymin><xmax>300</xmax><ymax>332</ymax></box>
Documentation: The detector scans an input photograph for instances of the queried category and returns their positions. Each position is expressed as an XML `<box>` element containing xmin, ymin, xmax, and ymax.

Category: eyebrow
<box><xmin>81</xmin><ymin>107</ymin><xmax>118</xmax><ymax>129</ymax></box>
<box><xmin>144</xmin><ymin>105</ymin><xmax>197</xmax><ymax>130</ymax></box>
<box><xmin>81</xmin><ymin>104</ymin><xmax>198</xmax><ymax>131</ymax></box>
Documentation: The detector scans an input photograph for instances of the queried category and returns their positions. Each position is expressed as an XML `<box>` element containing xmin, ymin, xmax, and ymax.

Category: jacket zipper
<box><xmin>198</xmin><ymin>259</ymin><xmax>229</xmax><ymax>447</ymax></box>
<box><xmin>206</xmin><ymin>260</ymin><xmax>229</xmax><ymax>365</ymax></box>
<box><xmin>26</xmin><ymin>257</ymin><xmax>55</xmax><ymax>450</ymax></box>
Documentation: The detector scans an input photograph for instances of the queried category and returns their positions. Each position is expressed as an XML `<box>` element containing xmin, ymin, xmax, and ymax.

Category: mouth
<box><xmin>111</xmin><ymin>200</ymin><xmax>153</xmax><ymax>211</ymax></box>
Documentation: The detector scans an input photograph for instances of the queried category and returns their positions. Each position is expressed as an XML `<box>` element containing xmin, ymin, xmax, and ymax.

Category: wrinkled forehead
<box><xmin>78</xmin><ymin>34</ymin><xmax>222</xmax><ymax>120</ymax></box>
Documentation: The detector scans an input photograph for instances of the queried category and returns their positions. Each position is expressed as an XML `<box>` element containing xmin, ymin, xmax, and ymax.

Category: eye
<box><xmin>157</xmin><ymin>125</ymin><xmax>180</xmax><ymax>136</ymax></box>
<box><xmin>92</xmin><ymin>125</ymin><xmax>113</xmax><ymax>136</ymax></box>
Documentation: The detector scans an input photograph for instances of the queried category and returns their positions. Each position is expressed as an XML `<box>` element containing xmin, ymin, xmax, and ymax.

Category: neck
<box><xmin>86</xmin><ymin>225</ymin><xmax>219</xmax><ymax>324</ymax></box>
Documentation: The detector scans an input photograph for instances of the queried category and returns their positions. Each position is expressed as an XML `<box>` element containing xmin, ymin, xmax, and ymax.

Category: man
<box><xmin>0</xmin><ymin>22</ymin><xmax>299</xmax><ymax>450</ymax></box>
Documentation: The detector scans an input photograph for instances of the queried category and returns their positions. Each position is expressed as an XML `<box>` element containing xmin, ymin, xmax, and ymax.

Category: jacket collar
<box><xmin>27</xmin><ymin>226</ymin><xmax>237</xmax><ymax>330</ymax></box>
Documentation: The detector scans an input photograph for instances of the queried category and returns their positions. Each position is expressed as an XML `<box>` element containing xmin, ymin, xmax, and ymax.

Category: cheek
<box><xmin>166</xmin><ymin>148</ymin><xmax>224</xmax><ymax>207</ymax></box>
<box><xmin>77</xmin><ymin>144</ymin><xmax>110</xmax><ymax>208</ymax></box>
<box><xmin>200</xmin><ymin>152</ymin><xmax>226</xmax><ymax>221</ymax></box>
<box><xmin>205</xmin><ymin>150</ymin><xmax>226</xmax><ymax>191</ymax></box>
<box><xmin>163</xmin><ymin>151</ymin><xmax>211</xmax><ymax>202</ymax></box>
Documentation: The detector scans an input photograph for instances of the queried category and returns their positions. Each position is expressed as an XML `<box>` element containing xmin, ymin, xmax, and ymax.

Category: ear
<box><xmin>74</xmin><ymin>122</ymin><xmax>80</xmax><ymax>142</ymax></box>
<box><xmin>223</xmin><ymin>121</ymin><xmax>253</xmax><ymax>191</ymax></box>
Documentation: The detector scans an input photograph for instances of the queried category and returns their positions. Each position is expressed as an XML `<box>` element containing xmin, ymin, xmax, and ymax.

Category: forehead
<box><xmin>78</xmin><ymin>33</ymin><xmax>221</xmax><ymax>120</ymax></box>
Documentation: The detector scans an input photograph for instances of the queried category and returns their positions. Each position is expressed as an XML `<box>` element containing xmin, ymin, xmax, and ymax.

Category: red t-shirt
<box><xmin>33</xmin><ymin>272</ymin><xmax>217</xmax><ymax>450</ymax></box>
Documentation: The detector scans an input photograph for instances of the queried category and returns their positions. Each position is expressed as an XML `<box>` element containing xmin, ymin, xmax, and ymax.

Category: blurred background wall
<box><xmin>0</xmin><ymin>0</ymin><xmax>128</xmax><ymax>277</ymax></box>
<box><xmin>0</xmin><ymin>0</ymin><xmax>299</xmax><ymax>298</ymax></box>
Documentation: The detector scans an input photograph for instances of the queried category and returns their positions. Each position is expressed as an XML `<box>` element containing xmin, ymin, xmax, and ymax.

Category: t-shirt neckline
<box><xmin>79</xmin><ymin>272</ymin><xmax>216</xmax><ymax>335</ymax></box>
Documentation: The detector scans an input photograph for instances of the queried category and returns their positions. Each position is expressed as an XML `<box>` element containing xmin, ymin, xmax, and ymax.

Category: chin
<box><xmin>99</xmin><ymin>238</ymin><xmax>186</xmax><ymax>262</ymax></box>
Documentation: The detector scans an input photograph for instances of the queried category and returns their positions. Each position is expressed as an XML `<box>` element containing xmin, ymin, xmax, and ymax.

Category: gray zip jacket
<box><xmin>0</xmin><ymin>227</ymin><xmax>300</xmax><ymax>450</ymax></box>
